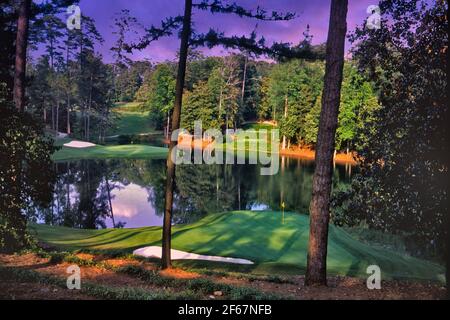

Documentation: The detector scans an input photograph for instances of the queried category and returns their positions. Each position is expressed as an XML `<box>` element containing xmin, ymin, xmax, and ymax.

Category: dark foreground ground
<box><xmin>0</xmin><ymin>253</ymin><xmax>446</xmax><ymax>300</ymax></box>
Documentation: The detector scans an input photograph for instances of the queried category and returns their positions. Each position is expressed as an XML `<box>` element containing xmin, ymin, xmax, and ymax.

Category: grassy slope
<box><xmin>52</xmin><ymin>144</ymin><xmax>168</xmax><ymax>161</ymax></box>
<box><xmin>108</xmin><ymin>102</ymin><xmax>159</xmax><ymax>136</ymax></box>
<box><xmin>108</xmin><ymin>111</ymin><xmax>154</xmax><ymax>136</ymax></box>
<box><xmin>210</xmin><ymin>123</ymin><xmax>277</xmax><ymax>154</ymax></box>
<box><xmin>30</xmin><ymin>210</ymin><xmax>444</xmax><ymax>282</ymax></box>
<box><xmin>241</xmin><ymin>122</ymin><xmax>276</xmax><ymax>131</ymax></box>
<box><xmin>113</xmin><ymin>101</ymin><xmax>143</xmax><ymax>111</ymax></box>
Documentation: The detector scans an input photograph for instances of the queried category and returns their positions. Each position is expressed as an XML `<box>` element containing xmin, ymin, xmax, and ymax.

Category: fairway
<box><xmin>52</xmin><ymin>144</ymin><xmax>168</xmax><ymax>161</ymax></box>
<box><xmin>31</xmin><ymin>211</ymin><xmax>444</xmax><ymax>282</ymax></box>
<box><xmin>108</xmin><ymin>103</ymin><xmax>158</xmax><ymax>136</ymax></box>
<box><xmin>109</xmin><ymin>111</ymin><xmax>154</xmax><ymax>136</ymax></box>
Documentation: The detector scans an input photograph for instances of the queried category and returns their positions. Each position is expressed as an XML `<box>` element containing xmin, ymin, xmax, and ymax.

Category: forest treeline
<box><xmin>27</xmin><ymin>40</ymin><xmax>379</xmax><ymax>153</ymax></box>
<box><xmin>133</xmin><ymin>53</ymin><xmax>379</xmax><ymax>153</ymax></box>
<box><xmin>23</xmin><ymin>7</ymin><xmax>378</xmax><ymax>152</ymax></box>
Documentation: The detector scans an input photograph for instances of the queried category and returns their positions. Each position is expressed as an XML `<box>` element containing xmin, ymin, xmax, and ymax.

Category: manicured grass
<box><xmin>241</xmin><ymin>122</ymin><xmax>277</xmax><ymax>131</ymax></box>
<box><xmin>108</xmin><ymin>102</ymin><xmax>159</xmax><ymax>136</ymax></box>
<box><xmin>113</xmin><ymin>101</ymin><xmax>144</xmax><ymax>112</ymax></box>
<box><xmin>215</xmin><ymin>126</ymin><xmax>278</xmax><ymax>154</ymax></box>
<box><xmin>108</xmin><ymin>111</ymin><xmax>155</xmax><ymax>136</ymax></box>
<box><xmin>52</xmin><ymin>144</ymin><xmax>168</xmax><ymax>161</ymax></box>
<box><xmin>30</xmin><ymin>211</ymin><xmax>445</xmax><ymax>282</ymax></box>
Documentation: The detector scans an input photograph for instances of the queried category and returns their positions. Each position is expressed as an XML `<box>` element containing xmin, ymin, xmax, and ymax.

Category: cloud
<box><xmin>111</xmin><ymin>183</ymin><xmax>149</xmax><ymax>218</ymax></box>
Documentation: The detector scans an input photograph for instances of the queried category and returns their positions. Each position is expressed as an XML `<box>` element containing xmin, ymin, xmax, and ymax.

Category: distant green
<box><xmin>215</xmin><ymin>124</ymin><xmax>278</xmax><ymax>153</ymax></box>
<box><xmin>107</xmin><ymin>102</ymin><xmax>161</xmax><ymax>137</ymax></box>
<box><xmin>108</xmin><ymin>111</ymin><xmax>155</xmax><ymax>136</ymax></box>
<box><xmin>31</xmin><ymin>210</ymin><xmax>444</xmax><ymax>282</ymax></box>
<box><xmin>113</xmin><ymin>102</ymin><xmax>144</xmax><ymax>112</ymax></box>
<box><xmin>241</xmin><ymin>122</ymin><xmax>276</xmax><ymax>131</ymax></box>
<box><xmin>52</xmin><ymin>144</ymin><xmax>168</xmax><ymax>161</ymax></box>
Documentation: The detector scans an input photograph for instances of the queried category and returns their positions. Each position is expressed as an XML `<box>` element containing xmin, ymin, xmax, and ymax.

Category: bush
<box><xmin>0</xmin><ymin>217</ymin><xmax>35</xmax><ymax>253</ymax></box>
<box><xmin>0</xmin><ymin>102</ymin><xmax>56</xmax><ymax>253</ymax></box>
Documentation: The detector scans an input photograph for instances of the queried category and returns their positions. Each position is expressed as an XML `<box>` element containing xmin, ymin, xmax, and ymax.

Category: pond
<box><xmin>38</xmin><ymin>157</ymin><xmax>353</xmax><ymax>229</ymax></box>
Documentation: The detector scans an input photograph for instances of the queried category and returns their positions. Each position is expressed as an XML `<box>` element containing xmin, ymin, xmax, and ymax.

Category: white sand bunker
<box><xmin>63</xmin><ymin>140</ymin><xmax>97</xmax><ymax>148</ymax></box>
<box><xmin>133</xmin><ymin>246</ymin><xmax>254</xmax><ymax>265</ymax></box>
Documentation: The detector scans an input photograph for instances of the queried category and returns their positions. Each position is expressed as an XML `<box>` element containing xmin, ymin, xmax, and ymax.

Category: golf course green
<box><xmin>50</xmin><ymin>101</ymin><xmax>169</xmax><ymax>161</ymax></box>
<box><xmin>52</xmin><ymin>144</ymin><xmax>168</xmax><ymax>161</ymax></box>
<box><xmin>31</xmin><ymin>210</ymin><xmax>445</xmax><ymax>282</ymax></box>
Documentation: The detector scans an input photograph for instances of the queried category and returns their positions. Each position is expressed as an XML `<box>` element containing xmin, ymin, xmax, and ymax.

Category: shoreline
<box><xmin>278</xmin><ymin>147</ymin><xmax>357</xmax><ymax>165</ymax></box>
<box><xmin>171</xmin><ymin>138</ymin><xmax>357</xmax><ymax>165</ymax></box>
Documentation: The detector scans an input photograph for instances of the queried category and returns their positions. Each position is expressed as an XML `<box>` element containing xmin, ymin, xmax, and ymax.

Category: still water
<box><xmin>40</xmin><ymin>158</ymin><xmax>353</xmax><ymax>229</ymax></box>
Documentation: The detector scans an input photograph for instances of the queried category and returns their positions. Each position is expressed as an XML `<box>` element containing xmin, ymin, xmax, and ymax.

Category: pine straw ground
<box><xmin>0</xmin><ymin>252</ymin><xmax>445</xmax><ymax>300</ymax></box>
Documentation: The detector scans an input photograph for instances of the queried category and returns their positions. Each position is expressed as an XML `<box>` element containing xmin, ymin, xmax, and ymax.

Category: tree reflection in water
<box><xmin>31</xmin><ymin>157</ymin><xmax>352</xmax><ymax>229</ymax></box>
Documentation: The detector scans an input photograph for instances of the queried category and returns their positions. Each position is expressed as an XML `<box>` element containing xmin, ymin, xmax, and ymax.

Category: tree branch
<box><xmin>193</xmin><ymin>0</ymin><xmax>297</xmax><ymax>21</ymax></box>
<box><xmin>190</xmin><ymin>29</ymin><xmax>319</xmax><ymax>60</ymax></box>
<box><xmin>124</xmin><ymin>15</ymin><xmax>184</xmax><ymax>52</ymax></box>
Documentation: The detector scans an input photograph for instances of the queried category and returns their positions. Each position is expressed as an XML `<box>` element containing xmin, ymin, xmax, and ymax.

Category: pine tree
<box><xmin>305</xmin><ymin>0</ymin><xmax>348</xmax><ymax>286</ymax></box>
<box><xmin>13</xmin><ymin>0</ymin><xmax>31</xmax><ymax>111</ymax></box>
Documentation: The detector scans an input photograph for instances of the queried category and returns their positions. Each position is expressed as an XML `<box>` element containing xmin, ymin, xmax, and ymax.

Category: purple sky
<box><xmin>76</xmin><ymin>0</ymin><xmax>378</xmax><ymax>63</ymax></box>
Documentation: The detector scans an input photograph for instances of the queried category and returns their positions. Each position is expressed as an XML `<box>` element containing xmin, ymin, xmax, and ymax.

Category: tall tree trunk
<box><xmin>56</xmin><ymin>101</ymin><xmax>60</xmax><ymax>132</ymax></box>
<box><xmin>82</xmin><ymin>106</ymin><xmax>86</xmax><ymax>140</ymax></box>
<box><xmin>66</xmin><ymin>45</ymin><xmax>71</xmax><ymax>135</ymax></box>
<box><xmin>305</xmin><ymin>0</ymin><xmax>348</xmax><ymax>287</ymax></box>
<box><xmin>51</xmin><ymin>199</ymin><xmax>54</xmax><ymax>225</ymax></box>
<box><xmin>51</xmin><ymin>105</ymin><xmax>55</xmax><ymax>130</ymax></box>
<box><xmin>104</xmin><ymin>104</ymin><xmax>111</xmax><ymax>144</ymax></box>
<box><xmin>66</xmin><ymin>162</ymin><xmax>70</xmax><ymax>214</ymax></box>
<box><xmin>166</xmin><ymin>112</ymin><xmax>170</xmax><ymax>140</ymax></box>
<box><xmin>87</xmin><ymin>74</ymin><xmax>93</xmax><ymax>141</ymax></box>
<box><xmin>282</xmin><ymin>95</ymin><xmax>288</xmax><ymax>150</ymax></box>
<box><xmin>79</xmin><ymin>41</ymin><xmax>83</xmax><ymax>71</ymax></box>
<box><xmin>87</xmin><ymin>108</ymin><xmax>90</xmax><ymax>140</ymax></box>
<box><xmin>219</xmin><ymin>87</ymin><xmax>223</xmax><ymax>118</ymax></box>
<box><xmin>67</xmin><ymin>98</ymin><xmax>71</xmax><ymax>134</ymax></box>
<box><xmin>161</xmin><ymin>0</ymin><xmax>192</xmax><ymax>269</ymax></box>
<box><xmin>240</xmin><ymin>54</ymin><xmax>248</xmax><ymax>109</ymax></box>
<box><xmin>13</xmin><ymin>0</ymin><xmax>31</xmax><ymax>111</ymax></box>
<box><xmin>50</xmin><ymin>39</ymin><xmax>54</xmax><ymax>69</ymax></box>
